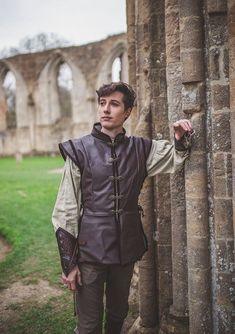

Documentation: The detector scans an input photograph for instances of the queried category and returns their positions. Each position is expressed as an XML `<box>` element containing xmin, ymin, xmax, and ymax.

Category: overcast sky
<box><xmin>0</xmin><ymin>0</ymin><xmax>126</xmax><ymax>50</ymax></box>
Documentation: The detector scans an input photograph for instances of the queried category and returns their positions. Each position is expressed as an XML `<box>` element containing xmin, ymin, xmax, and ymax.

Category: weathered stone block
<box><xmin>216</xmin><ymin>273</ymin><xmax>233</xmax><ymax>304</ymax></box>
<box><xmin>188</xmin><ymin>267</ymin><xmax>212</xmax><ymax>332</ymax></box>
<box><xmin>157</xmin><ymin>245</ymin><xmax>172</xmax><ymax>271</ymax></box>
<box><xmin>188</xmin><ymin>299</ymin><xmax>212</xmax><ymax>333</ymax></box>
<box><xmin>214</xmin><ymin>176</ymin><xmax>227</xmax><ymax>198</ymax></box>
<box><xmin>227</xmin><ymin>153</ymin><xmax>233</xmax><ymax>197</ymax></box>
<box><xmin>211</xmin><ymin>84</ymin><xmax>230</xmax><ymax>111</ymax></box>
<box><xmin>188</xmin><ymin>268</ymin><xmax>211</xmax><ymax>301</ymax></box>
<box><xmin>165</xmin><ymin>0</ymin><xmax>178</xmax><ymax>14</ymax></box>
<box><xmin>165</xmin><ymin>8</ymin><xmax>179</xmax><ymax>37</ymax></box>
<box><xmin>136</xmin><ymin>23</ymin><xmax>150</xmax><ymax>48</ymax></box>
<box><xmin>223</xmin><ymin>48</ymin><xmax>229</xmax><ymax>79</ymax></box>
<box><xmin>150</xmin><ymin>13</ymin><xmax>165</xmax><ymax>42</ymax></box>
<box><xmin>166</xmin><ymin>33</ymin><xmax>180</xmax><ymax>63</ymax></box>
<box><xmin>228</xmin><ymin>21</ymin><xmax>235</xmax><ymax>35</ymax></box>
<box><xmin>208</xmin><ymin>14</ymin><xmax>228</xmax><ymax>46</ymax></box>
<box><xmin>180</xmin><ymin>17</ymin><xmax>203</xmax><ymax>49</ymax></box>
<box><xmin>170</xmin><ymin>170</ymin><xmax>185</xmax><ymax>204</ymax></box>
<box><xmin>207</xmin><ymin>0</ymin><xmax>227</xmax><ymax>14</ymax></box>
<box><xmin>214</xmin><ymin>153</ymin><xmax>225</xmax><ymax>177</ymax></box>
<box><xmin>212</xmin><ymin>112</ymin><xmax>231</xmax><ymax>152</ymax></box>
<box><xmin>185</xmin><ymin>153</ymin><xmax>208</xmax><ymax>199</ymax></box>
<box><xmin>179</xmin><ymin>0</ymin><xmax>201</xmax><ymax>17</ymax></box>
<box><xmin>187</xmin><ymin>237</ymin><xmax>210</xmax><ymax>270</ymax></box>
<box><xmin>209</xmin><ymin>48</ymin><xmax>220</xmax><ymax>80</ymax></box>
<box><xmin>186</xmin><ymin>199</ymin><xmax>209</xmax><ymax>237</ymax></box>
<box><xmin>227</xmin><ymin>240</ymin><xmax>234</xmax><ymax>272</ymax></box>
<box><xmin>181</xmin><ymin>50</ymin><xmax>204</xmax><ymax>83</ymax></box>
<box><xmin>155</xmin><ymin>217</ymin><xmax>172</xmax><ymax>244</ymax></box>
<box><xmin>214</xmin><ymin>199</ymin><xmax>233</xmax><ymax>238</ymax></box>
<box><xmin>182</xmin><ymin>82</ymin><xmax>204</xmax><ymax>113</ymax></box>
<box><xmin>158</xmin><ymin>271</ymin><xmax>172</xmax><ymax>309</ymax></box>
<box><xmin>216</xmin><ymin>240</ymin><xmax>232</xmax><ymax>272</ymax></box>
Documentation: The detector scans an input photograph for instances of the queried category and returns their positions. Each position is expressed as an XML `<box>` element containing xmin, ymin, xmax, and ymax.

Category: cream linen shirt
<box><xmin>52</xmin><ymin>138</ymin><xmax>191</xmax><ymax>237</ymax></box>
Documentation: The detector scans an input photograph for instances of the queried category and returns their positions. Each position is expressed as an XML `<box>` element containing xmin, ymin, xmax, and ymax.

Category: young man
<box><xmin>52</xmin><ymin>82</ymin><xmax>193</xmax><ymax>334</ymax></box>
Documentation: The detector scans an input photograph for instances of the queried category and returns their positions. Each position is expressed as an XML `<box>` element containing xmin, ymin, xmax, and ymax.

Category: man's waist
<box><xmin>82</xmin><ymin>208</ymin><xmax>139</xmax><ymax>216</ymax></box>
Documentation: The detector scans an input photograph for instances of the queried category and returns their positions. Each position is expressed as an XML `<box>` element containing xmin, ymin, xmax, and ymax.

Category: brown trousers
<box><xmin>74</xmin><ymin>262</ymin><xmax>135</xmax><ymax>334</ymax></box>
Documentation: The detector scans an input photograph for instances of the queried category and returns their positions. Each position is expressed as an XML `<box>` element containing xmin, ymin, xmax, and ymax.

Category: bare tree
<box><xmin>0</xmin><ymin>33</ymin><xmax>72</xmax><ymax>58</ymax></box>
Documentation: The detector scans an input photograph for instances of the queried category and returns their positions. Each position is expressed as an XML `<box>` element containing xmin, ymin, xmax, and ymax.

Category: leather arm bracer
<box><xmin>55</xmin><ymin>227</ymin><xmax>78</xmax><ymax>277</ymax></box>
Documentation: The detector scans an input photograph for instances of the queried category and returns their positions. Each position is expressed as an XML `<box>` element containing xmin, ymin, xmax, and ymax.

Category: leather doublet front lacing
<box><xmin>59</xmin><ymin>123</ymin><xmax>152</xmax><ymax>265</ymax></box>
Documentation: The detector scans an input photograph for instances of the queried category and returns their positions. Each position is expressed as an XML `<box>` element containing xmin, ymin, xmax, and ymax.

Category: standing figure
<box><xmin>52</xmin><ymin>82</ymin><xmax>193</xmax><ymax>334</ymax></box>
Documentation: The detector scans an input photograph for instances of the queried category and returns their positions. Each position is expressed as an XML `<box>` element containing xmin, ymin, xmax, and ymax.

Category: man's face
<box><xmin>98</xmin><ymin>91</ymin><xmax>131</xmax><ymax>131</ymax></box>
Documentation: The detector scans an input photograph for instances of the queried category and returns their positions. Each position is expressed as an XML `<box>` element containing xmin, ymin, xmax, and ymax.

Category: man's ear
<box><xmin>124</xmin><ymin>107</ymin><xmax>132</xmax><ymax>120</ymax></box>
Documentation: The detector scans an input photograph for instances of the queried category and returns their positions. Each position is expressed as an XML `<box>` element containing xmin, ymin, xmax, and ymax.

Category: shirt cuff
<box><xmin>174</xmin><ymin>131</ymin><xmax>194</xmax><ymax>151</ymax></box>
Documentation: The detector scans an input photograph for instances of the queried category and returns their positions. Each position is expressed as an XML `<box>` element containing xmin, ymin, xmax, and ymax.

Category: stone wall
<box><xmin>127</xmin><ymin>0</ymin><xmax>234</xmax><ymax>333</ymax></box>
<box><xmin>0</xmin><ymin>33</ymin><xmax>128</xmax><ymax>156</ymax></box>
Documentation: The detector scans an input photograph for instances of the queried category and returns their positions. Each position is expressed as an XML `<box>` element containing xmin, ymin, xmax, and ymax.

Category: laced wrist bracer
<box><xmin>55</xmin><ymin>227</ymin><xmax>78</xmax><ymax>277</ymax></box>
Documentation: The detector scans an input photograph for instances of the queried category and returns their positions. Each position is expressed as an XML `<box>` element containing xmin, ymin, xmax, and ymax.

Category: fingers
<box><xmin>173</xmin><ymin>119</ymin><xmax>193</xmax><ymax>133</ymax></box>
<box><xmin>77</xmin><ymin>269</ymin><xmax>82</xmax><ymax>286</ymax></box>
<box><xmin>173</xmin><ymin>119</ymin><xmax>192</xmax><ymax>131</ymax></box>
<box><xmin>61</xmin><ymin>267</ymin><xmax>82</xmax><ymax>291</ymax></box>
<box><xmin>61</xmin><ymin>273</ymin><xmax>67</xmax><ymax>284</ymax></box>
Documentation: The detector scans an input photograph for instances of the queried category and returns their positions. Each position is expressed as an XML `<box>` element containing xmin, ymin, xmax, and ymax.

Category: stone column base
<box><xmin>128</xmin><ymin>316</ymin><xmax>158</xmax><ymax>334</ymax></box>
<box><xmin>159</xmin><ymin>313</ymin><xmax>189</xmax><ymax>334</ymax></box>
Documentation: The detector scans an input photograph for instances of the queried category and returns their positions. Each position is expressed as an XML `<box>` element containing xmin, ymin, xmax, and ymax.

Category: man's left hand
<box><xmin>173</xmin><ymin>119</ymin><xmax>193</xmax><ymax>141</ymax></box>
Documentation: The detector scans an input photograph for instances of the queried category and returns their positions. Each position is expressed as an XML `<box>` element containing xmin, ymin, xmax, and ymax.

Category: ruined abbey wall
<box><xmin>1</xmin><ymin>2</ymin><xmax>234</xmax><ymax>333</ymax></box>
<box><xmin>0</xmin><ymin>33</ymin><xmax>128</xmax><ymax>156</ymax></box>
<box><xmin>127</xmin><ymin>1</ymin><xmax>234</xmax><ymax>333</ymax></box>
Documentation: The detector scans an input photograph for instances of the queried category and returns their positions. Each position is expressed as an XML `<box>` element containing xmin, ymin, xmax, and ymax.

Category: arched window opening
<box><xmin>3</xmin><ymin>71</ymin><xmax>16</xmax><ymax>128</ymax></box>
<box><xmin>56</xmin><ymin>62</ymin><xmax>73</xmax><ymax>118</ymax></box>
<box><xmin>112</xmin><ymin>56</ymin><xmax>122</xmax><ymax>82</ymax></box>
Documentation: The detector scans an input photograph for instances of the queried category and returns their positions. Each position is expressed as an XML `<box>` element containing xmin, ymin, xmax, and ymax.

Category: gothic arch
<box><xmin>36</xmin><ymin>51</ymin><xmax>89</xmax><ymax>126</ymax></box>
<box><xmin>96</xmin><ymin>41</ymin><xmax>128</xmax><ymax>89</ymax></box>
<box><xmin>0</xmin><ymin>60</ymin><xmax>28</xmax><ymax>130</ymax></box>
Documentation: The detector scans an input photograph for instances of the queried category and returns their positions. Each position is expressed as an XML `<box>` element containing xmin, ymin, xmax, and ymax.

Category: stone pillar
<box><xmin>135</xmin><ymin>0</ymin><xmax>158</xmax><ymax>329</ymax></box>
<box><xmin>228</xmin><ymin>0</ymin><xmax>235</xmax><ymax>259</ymax></box>
<box><xmin>126</xmin><ymin>0</ymin><xmax>137</xmax><ymax>134</ymax></box>
<box><xmin>205</xmin><ymin>1</ymin><xmax>234</xmax><ymax>332</ymax></box>
<box><xmin>0</xmin><ymin>84</ymin><xmax>7</xmax><ymax>131</ymax></box>
<box><xmin>134</xmin><ymin>0</ymin><xmax>171</xmax><ymax>328</ymax></box>
<box><xmin>180</xmin><ymin>0</ymin><xmax>212</xmax><ymax>333</ymax></box>
<box><xmin>165</xmin><ymin>0</ymin><xmax>189</xmax><ymax>328</ymax></box>
<box><xmin>28</xmin><ymin>92</ymin><xmax>36</xmax><ymax>151</ymax></box>
<box><xmin>226</xmin><ymin>0</ymin><xmax>235</xmax><ymax>331</ymax></box>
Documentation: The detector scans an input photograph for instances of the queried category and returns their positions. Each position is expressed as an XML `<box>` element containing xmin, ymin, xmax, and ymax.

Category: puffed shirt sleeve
<box><xmin>146</xmin><ymin>135</ymin><xmax>192</xmax><ymax>177</ymax></box>
<box><xmin>52</xmin><ymin>156</ymin><xmax>81</xmax><ymax>237</ymax></box>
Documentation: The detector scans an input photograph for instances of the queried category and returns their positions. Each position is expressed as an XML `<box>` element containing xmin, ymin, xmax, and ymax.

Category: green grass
<box><xmin>0</xmin><ymin>156</ymin><xmax>77</xmax><ymax>333</ymax></box>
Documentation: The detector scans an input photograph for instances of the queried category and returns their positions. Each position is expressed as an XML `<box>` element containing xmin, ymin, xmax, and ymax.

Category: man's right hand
<box><xmin>61</xmin><ymin>265</ymin><xmax>82</xmax><ymax>291</ymax></box>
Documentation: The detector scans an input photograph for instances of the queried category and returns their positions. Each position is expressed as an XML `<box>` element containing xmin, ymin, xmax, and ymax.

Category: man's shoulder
<box><xmin>60</xmin><ymin>134</ymin><xmax>92</xmax><ymax>147</ymax></box>
<box><xmin>127</xmin><ymin>135</ymin><xmax>152</xmax><ymax>158</ymax></box>
<box><xmin>128</xmin><ymin>135</ymin><xmax>152</xmax><ymax>145</ymax></box>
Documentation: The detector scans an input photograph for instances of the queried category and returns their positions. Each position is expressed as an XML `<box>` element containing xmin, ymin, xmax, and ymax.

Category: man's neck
<box><xmin>101</xmin><ymin>126</ymin><xmax>123</xmax><ymax>139</ymax></box>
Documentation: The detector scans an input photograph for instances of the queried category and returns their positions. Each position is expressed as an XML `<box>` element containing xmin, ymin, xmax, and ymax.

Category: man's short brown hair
<box><xmin>96</xmin><ymin>82</ymin><xmax>136</xmax><ymax>110</ymax></box>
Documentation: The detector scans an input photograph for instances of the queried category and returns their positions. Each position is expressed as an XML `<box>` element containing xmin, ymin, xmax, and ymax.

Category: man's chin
<box><xmin>100</xmin><ymin>121</ymin><xmax>114</xmax><ymax>129</ymax></box>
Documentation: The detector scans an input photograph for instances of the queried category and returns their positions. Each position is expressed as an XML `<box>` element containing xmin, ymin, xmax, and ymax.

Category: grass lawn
<box><xmin>0</xmin><ymin>156</ymin><xmax>77</xmax><ymax>334</ymax></box>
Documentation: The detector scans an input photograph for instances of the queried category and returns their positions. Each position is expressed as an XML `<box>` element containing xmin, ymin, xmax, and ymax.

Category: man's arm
<box><xmin>146</xmin><ymin>119</ymin><xmax>194</xmax><ymax>177</ymax></box>
<box><xmin>52</xmin><ymin>157</ymin><xmax>82</xmax><ymax>290</ymax></box>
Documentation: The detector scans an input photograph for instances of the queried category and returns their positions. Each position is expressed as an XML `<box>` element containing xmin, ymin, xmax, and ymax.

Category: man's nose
<box><xmin>103</xmin><ymin>103</ymin><xmax>110</xmax><ymax>113</ymax></box>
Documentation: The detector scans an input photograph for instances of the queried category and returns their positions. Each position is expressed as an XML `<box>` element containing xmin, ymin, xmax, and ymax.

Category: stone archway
<box><xmin>0</xmin><ymin>33</ymin><xmax>128</xmax><ymax>156</ymax></box>
<box><xmin>36</xmin><ymin>51</ymin><xmax>90</xmax><ymax>151</ymax></box>
<box><xmin>0</xmin><ymin>60</ymin><xmax>29</xmax><ymax>155</ymax></box>
<box><xmin>96</xmin><ymin>40</ymin><xmax>128</xmax><ymax>88</ymax></box>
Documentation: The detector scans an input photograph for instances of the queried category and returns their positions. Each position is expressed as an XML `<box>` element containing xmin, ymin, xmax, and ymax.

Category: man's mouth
<box><xmin>101</xmin><ymin>117</ymin><xmax>112</xmax><ymax>121</ymax></box>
